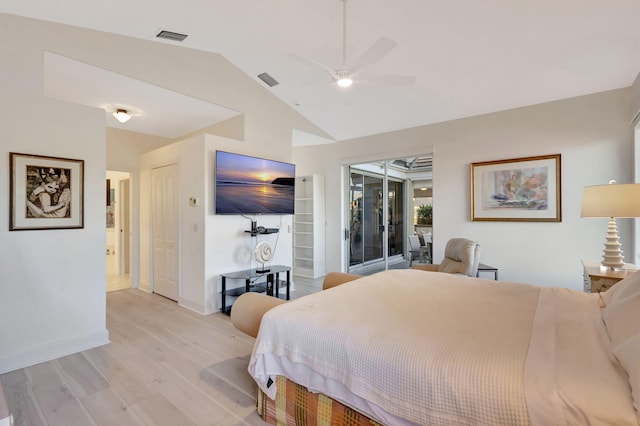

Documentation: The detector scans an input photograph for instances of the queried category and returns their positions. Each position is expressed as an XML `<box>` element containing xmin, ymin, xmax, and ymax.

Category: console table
<box><xmin>220</xmin><ymin>265</ymin><xmax>291</xmax><ymax>314</ymax></box>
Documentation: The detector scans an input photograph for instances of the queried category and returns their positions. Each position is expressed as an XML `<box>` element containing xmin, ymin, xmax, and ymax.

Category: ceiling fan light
<box><xmin>113</xmin><ymin>109</ymin><xmax>131</xmax><ymax>123</ymax></box>
<box><xmin>337</xmin><ymin>77</ymin><xmax>353</xmax><ymax>88</ymax></box>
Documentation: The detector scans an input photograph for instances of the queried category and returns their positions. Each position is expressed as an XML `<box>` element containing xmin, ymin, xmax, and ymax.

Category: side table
<box><xmin>476</xmin><ymin>263</ymin><xmax>498</xmax><ymax>280</ymax></box>
<box><xmin>582</xmin><ymin>260</ymin><xmax>638</xmax><ymax>293</ymax></box>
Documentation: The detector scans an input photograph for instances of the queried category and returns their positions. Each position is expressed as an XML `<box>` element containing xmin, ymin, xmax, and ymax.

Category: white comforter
<box><xmin>248</xmin><ymin>269</ymin><xmax>637</xmax><ymax>425</ymax></box>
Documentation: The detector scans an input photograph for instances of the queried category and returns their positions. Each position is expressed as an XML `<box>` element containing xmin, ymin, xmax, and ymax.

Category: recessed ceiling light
<box><xmin>113</xmin><ymin>109</ymin><xmax>131</xmax><ymax>123</ymax></box>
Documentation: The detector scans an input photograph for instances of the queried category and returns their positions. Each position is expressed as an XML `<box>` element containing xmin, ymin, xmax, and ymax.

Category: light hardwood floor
<box><xmin>1</xmin><ymin>275</ymin><xmax>323</xmax><ymax>426</ymax></box>
<box><xmin>106</xmin><ymin>253</ymin><xmax>131</xmax><ymax>293</ymax></box>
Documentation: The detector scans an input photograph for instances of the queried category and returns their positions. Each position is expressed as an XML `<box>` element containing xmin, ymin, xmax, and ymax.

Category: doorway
<box><xmin>106</xmin><ymin>170</ymin><xmax>132</xmax><ymax>292</ymax></box>
<box><xmin>346</xmin><ymin>155</ymin><xmax>432</xmax><ymax>274</ymax></box>
<box><xmin>347</xmin><ymin>165</ymin><xmax>405</xmax><ymax>272</ymax></box>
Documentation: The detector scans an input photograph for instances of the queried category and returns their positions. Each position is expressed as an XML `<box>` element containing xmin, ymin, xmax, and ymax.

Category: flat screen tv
<box><xmin>215</xmin><ymin>150</ymin><xmax>295</xmax><ymax>215</ymax></box>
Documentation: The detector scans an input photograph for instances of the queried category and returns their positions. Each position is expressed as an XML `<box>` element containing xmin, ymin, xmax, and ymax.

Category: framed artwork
<box><xmin>10</xmin><ymin>152</ymin><xmax>84</xmax><ymax>230</ymax></box>
<box><xmin>106</xmin><ymin>179</ymin><xmax>115</xmax><ymax>228</ymax></box>
<box><xmin>106</xmin><ymin>179</ymin><xmax>111</xmax><ymax>206</ymax></box>
<box><xmin>471</xmin><ymin>154</ymin><xmax>561</xmax><ymax>222</ymax></box>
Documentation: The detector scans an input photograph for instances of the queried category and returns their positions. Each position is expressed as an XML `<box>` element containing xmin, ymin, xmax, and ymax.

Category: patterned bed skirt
<box><xmin>257</xmin><ymin>376</ymin><xmax>383</xmax><ymax>426</ymax></box>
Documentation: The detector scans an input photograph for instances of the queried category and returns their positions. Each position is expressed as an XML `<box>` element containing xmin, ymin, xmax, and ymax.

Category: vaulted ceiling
<box><xmin>3</xmin><ymin>0</ymin><xmax>640</xmax><ymax>142</ymax></box>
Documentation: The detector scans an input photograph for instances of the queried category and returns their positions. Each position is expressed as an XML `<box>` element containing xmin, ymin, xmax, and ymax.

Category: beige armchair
<box><xmin>412</xmin><ymin>238</ymin><xmax>481</xmax><ymax>277</ymax></box>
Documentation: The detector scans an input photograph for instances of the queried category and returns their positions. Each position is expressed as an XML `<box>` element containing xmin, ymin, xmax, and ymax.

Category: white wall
<box><xmin>203</xmin><ymin>135</ymin><xmax>294</xmax><ymax>312</ymax></box>
<box><xmin>294</xmin><ymin>88</ymin><xmax>634</xmax><ymax>290</ymax></box>
<box><xmin>0</xmin><ymin>12</ymin><xmax>326</xmax><ymax>373</ymax></box>
<box><xmin>139</xmin><ymin>135</ymin><xmax>293</xmax><ymax>314</ymax></box>
<box><xmin>0</xmin><ymin>24</ymin><xmax>109</xmax><ymax>372</ymax></box>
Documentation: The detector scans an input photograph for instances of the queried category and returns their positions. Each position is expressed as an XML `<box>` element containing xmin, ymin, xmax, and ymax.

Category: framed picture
<box><xmin>10</xmin><ymin>152</ymin><xmax>84</xmax><ymax>230</ymax></box>
<box><xmin>471</xmin><ymin>154</ymin><xmax>561</xmax><ymax>222</ymax></box>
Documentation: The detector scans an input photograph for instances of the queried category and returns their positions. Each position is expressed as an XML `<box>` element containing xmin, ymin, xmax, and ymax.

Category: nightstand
<box><xmin>582</xmin><ymin>260</ymin><xmax>639</xmax><ymax>293</ymax></box>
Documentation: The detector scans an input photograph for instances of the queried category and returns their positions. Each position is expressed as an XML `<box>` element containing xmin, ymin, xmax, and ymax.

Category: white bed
<box><xmin>248</xmin><ymin>269</ymin><xmax>639</xmax><ymax>425</ymax></box>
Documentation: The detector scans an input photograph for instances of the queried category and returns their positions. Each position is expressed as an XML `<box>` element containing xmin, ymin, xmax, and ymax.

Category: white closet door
<box><xmin>152</xmin><ymin>164</ymin><xmax>179</xmax><ymax>301</ymax></box>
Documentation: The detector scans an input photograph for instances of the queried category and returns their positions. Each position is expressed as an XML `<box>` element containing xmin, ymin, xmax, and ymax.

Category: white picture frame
<box><xmin>10</xmin><ymin>152</ymin><xmax>84</xmax><ymax>230</ymax></box>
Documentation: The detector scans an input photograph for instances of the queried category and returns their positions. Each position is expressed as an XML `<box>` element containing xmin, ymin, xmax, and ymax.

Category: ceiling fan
<box><xmin>294</xmin><ymin>0</ymin><xmax>415</xmax><ymax>89</ymax></box>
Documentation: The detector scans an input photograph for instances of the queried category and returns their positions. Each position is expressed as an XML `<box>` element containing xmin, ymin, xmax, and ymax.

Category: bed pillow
<box><xmin>601</xmin><ymin>270</ymin><xmax>640</xmax><ymax>307</ymax></box>
<box><xmin>612</xmin><ymin>333</ymin><xmax>640</xmax><ymax>421</ymax></box>
<box><xmin>602</xmin><ymin>277</ymin><xmax>640</xmax><ymax>419</ymax></box>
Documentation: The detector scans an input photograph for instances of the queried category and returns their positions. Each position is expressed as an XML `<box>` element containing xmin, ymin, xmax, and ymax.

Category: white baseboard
<box><xmin>179</xmin><ymin>297</ymin><xmax>213</xmax><ymax>315</ymax></box>
<box><xmin>137</xmin><ymin>281</ymin><xmax>151</xmax><ymax>293</ymax></box>
<box><xmin>0</xmin><ymin>330</ymin><xmax>110</xmax><ymax>374</ymax></box>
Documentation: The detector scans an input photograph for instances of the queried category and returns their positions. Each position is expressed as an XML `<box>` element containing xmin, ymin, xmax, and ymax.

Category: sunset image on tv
<box><xmin>215</xmin><ymin>151</ymin><xmax>295</xmax><ymax>214</ymax></box>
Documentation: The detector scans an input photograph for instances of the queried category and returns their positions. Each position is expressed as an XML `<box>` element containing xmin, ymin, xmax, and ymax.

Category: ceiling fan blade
<box><xmin>359</xmin><ymin>74</ymin><xmax>416</xmax><ymax>86</ymax></box>
<box><xmin>289</xmin><ymin>52</ymin><xmax>339</xmax><ymax>81</ymax></box>
<box><xmin>296</xmin><ymin>78</ymin><xmax>338</xmax><ymax>93</ymax></box>
<box><xmin>351</xmin><ymin>36</ymin><xmax>397</xmax><ymax>72</ymax></box>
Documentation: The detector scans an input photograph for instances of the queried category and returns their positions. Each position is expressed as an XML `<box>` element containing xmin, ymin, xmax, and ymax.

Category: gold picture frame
<box><xmin>10</xmin><ymin>152</ymin><xmax>84</xmax><ymax>230</ymax></box>
<box><xmin>471</xmin><ymin>154</ymin><xmax>561</xmax><ymax>222</ymax></box>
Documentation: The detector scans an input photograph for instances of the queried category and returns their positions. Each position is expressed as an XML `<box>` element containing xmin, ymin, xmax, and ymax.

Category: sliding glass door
<box><xmin>348</xmin><ymin>167</ymin><xmax>404</xmax><ymax>270</ymax></box>
<box><xmin>388</xmin><ymin>179</ymin><xmax>404</xmax><ymax>257</ymax></box>
<box><xmin>349</xmin><ymin>172</ymin><xmax>383</xmax><ymax>266</ymax></box>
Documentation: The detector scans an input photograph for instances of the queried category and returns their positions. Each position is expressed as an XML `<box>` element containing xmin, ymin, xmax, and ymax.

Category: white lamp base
<box><xmin>601</xmin><ymin>217</ymin><xmax>625</xmax><ymax>270</ymax></box>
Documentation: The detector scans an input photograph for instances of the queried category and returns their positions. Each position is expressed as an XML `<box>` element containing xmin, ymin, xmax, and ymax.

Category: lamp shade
<box><xmin>581</xmin><ymin>183</ymin><xmax>640</xmax><ymax>218</ymax></box>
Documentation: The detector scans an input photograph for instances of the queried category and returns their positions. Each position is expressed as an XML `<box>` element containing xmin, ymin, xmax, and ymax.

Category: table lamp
<box><xmin>581</xmin><ymin>181</ymin><xmax>640</xmax><ymax>270</ymax></box>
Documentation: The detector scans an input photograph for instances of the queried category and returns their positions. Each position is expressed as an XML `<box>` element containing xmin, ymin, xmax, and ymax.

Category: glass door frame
<box><xmin>345</xmin><ymin>163</ymin><xmax>405</xmax><ymax>273</ymax></box>
<box><xmin>634</xmin><ymin>120</ymin><xmax>640</xmax><ymax>263</ymax></box>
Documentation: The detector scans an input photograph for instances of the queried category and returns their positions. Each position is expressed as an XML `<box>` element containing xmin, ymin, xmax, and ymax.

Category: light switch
<box><xmin>189</xmin><ymin>197</ymin><xmax>199</xmax><ymax>206</ymax></box>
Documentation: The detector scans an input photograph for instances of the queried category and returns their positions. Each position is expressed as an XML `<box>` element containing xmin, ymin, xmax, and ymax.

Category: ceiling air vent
<box><xmin>156</xmin><ymin>30</ymin><xmax>188</xmax><ymax>42</ymax></box>
<box><xmin>258</xmin><ymin>72</ymin><xmax>279</xmax><ymax>87</ymax></box>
